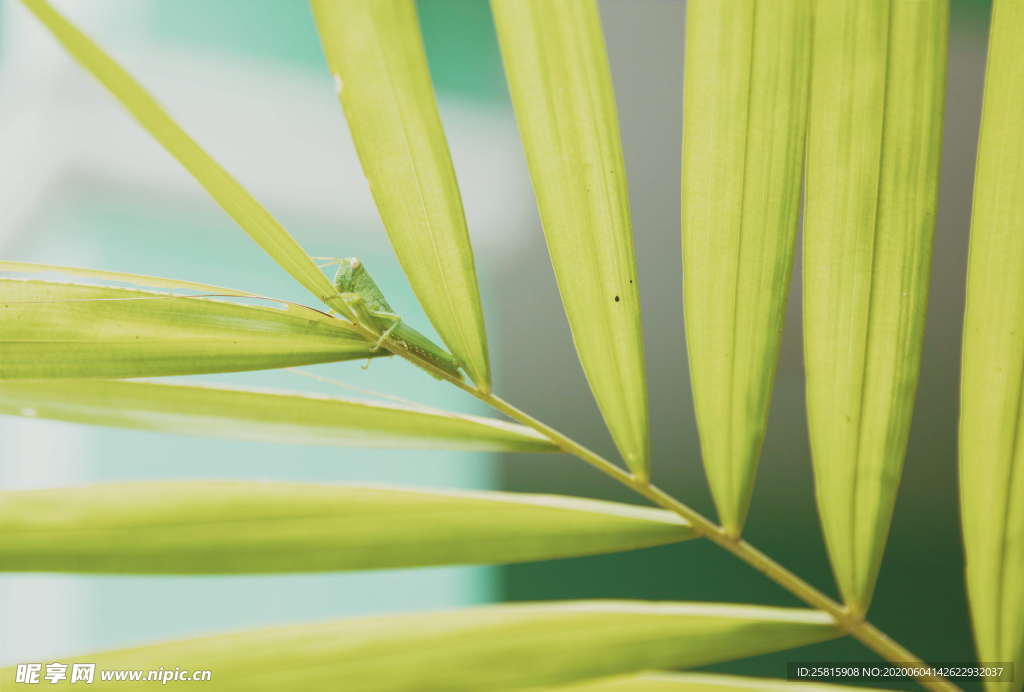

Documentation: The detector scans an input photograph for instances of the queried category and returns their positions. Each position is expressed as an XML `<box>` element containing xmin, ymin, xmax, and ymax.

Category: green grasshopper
<box><xmin>331</xmin><ymin>257</ymin><xmax>463</xmax><ymax>379</ymax></box>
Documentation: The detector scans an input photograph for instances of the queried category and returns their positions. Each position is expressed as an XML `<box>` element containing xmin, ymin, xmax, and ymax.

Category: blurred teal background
<box><xmin>0</xmin><ymin>0</ymin><xmax>997</xmax><ymax>688</ymax></box>
<box><xmin>0</xmin><ymin>0</ymin><xmax>523</xmax><ymax>665</ymax></box>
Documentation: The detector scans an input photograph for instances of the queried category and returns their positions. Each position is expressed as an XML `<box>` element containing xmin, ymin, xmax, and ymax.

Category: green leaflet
<box><xmin>0</xmin><ymin>280</ymin><xmax>384</xmax><ymax>379</ymax></box>
<box><xmin>540</xmin><ymin>672</ymin><xmax>891</xmax><ymax>691</ymax></box>
<box><xmin>19</xmin><ymin>0</ymin><xmax>344</xmax><ymax>316</ymax></box>
<box><xmin>0</xmin><ymin>602</ymin><xmax>836</xmax><ymax>690</ymax></box>
<box><xmin>0</xmin><ymin>260</ymin><xmax>254</xmax><ymax>297</ymax></box>
<box><xmin>959</xmin><ymin>1</ymin><xmax>1024</xmax><ymax>689</ymax></box>
<box><xmin>0</xmin><ymin>480</ymin><xmax>691</xmax><ymax>573</ymax></box>
<box><xmin>0</xmin><ymin>379</ymin><xmax>555</xmax><ymax>452</ymax></box>
<box><xmin>682</xmin><ymin>0</ymin><xmax>811</xmax><ymax>535</ymax></box>
<box><xmin>491</xmin><ymin>0</ymin><xmax>649</xmax><ymax>479</ymax></box>
<box><xmin>311</xmin><ymin>0</ymin><xmax>491</xmax><ymax>391</ymax></box>
<box><xmin>803</xmin><ymin>0</ymin><xmax>947</xmax><ymax>613</ymax></box>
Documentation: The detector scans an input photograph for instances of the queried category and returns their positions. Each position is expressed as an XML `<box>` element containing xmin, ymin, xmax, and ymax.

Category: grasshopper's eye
<box><xmin>349</xmin><ymin>258</ymin><xmax>361</xmax><ymax>269</ymax></box>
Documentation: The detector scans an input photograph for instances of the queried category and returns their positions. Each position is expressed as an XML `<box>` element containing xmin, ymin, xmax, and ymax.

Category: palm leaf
<box><xmin>0</xmin><ymin>602</ymin><xmax>836</xmax><ymax>690</ymax></box>
<box><xmin>0</xmin><ymin>379</ymin><xmax>555</xmax><ymax>452</ymax></box>
<box><xmin>0</xmin><ymin>260</ymin><xmax>254</xmax><ymax>296</ymax></box>
<box><xmin>491</xmin><ymin>0</ymin><xmax>649</xmax><ymax>478</ymax></box>
<box><xmin>959</xmin><ymin>0</ymin><xmax>1024</xmax><ymax>687</ymax></box>
<box><xmin>681</xmin><ymin>0</ymin><xmax>811</xmax><ymax>535</ymax></box>
<box><xmin>0</xmin><ymin>280</ymin><xmax>383</xmax><ymax>378</ymax></box>
<box><xmin>311</xmin><ymin>0</ymin><xmax>491</xmax><ymax>391</ymax></box>
<box><xmin>20</xmin><ymin>0</ymin><xmax>344</xmax><ymax>315</ymax></box>
<box><xmin>1</xmin><ymin>280</ymin><xmax>385</xmax><ymax>378</ymax></box>
<box><xmin>0</xmin><ymin>480</ymin><xmax>692</xmax><ymax>573</ymax></box>
<box><xmin>802</xmin><ymin>0</ymin><xmax>947</xmax><ymax>613</ymax></box>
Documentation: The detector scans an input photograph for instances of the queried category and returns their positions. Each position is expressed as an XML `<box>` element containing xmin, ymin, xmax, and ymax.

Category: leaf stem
<box><xmin>360</xmin><ymin>325</ymin><xmax>956</xmax><ymax>691</ymax></box>
<box><xmin>449</xmin><ymin>381</ymin><xmax>958</xmax><ymax>692</ymax></box>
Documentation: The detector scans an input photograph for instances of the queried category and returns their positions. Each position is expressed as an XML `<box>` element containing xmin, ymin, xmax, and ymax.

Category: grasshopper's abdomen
<box><xmin>391</xmin><ymin>322</ymin><xmax>463</xmax><ymax>379</ymax></box>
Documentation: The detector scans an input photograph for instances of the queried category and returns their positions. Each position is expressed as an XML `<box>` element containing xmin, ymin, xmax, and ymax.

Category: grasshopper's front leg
<box><xmin>338</xmin><ymin>292</ymin><xmax>377</xmax><ymax>330</ymax></box>
<box><xmin>338</xmin><ymin>292</ymin><xmax>399</xmax><ymax>350</ymax></box>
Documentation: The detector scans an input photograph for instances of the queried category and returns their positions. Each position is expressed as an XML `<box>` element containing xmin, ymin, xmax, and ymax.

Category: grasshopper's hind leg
<box><xmin>371</xmin><ymin>314</ymin><xmax>402</xmax><ymax>351</ymax></box>
<box><xmin>359</xmin><ymin>316</ymin><xmax>398</xmax><ymax>372</ymax></box>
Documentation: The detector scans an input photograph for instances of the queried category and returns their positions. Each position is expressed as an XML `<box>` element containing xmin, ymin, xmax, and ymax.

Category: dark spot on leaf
<box><xmin>614</xmin><ymin>295</ymin><xmax>620</xmax><ymax>302</ymax></box>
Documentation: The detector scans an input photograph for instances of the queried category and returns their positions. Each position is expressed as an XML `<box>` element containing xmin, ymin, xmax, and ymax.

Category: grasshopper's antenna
<box><xmin>312</xmin><ymin>256</ymin><xmax>345</xmax><ymax>270</ymax></box>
